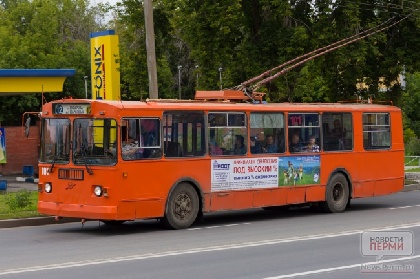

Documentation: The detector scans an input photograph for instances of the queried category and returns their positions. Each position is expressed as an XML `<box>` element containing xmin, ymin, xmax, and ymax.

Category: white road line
<box><xmin>389</xmin><ymin>205</ymin><xmax>420</xmax><ymax>210</ymax></box>
<box><xmin>1</xmin><ymin>222</ymin><xmax>420</xmax><ymax>276</ymax></box>
<box><xmin>262</xmin><ymin>255</ymin><xmax>420</xmax><ymax>279</ymax></box>
<box><xmin>187</xmin><ymin>222</ymin><xmax>250</xmax><ymax>230</ymax></box>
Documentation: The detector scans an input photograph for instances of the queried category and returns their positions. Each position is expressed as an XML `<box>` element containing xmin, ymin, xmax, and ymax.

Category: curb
<box><xmin>0</xmin><ymin>217</ymin><xmax>78</xmax><ymax>229</ymax></box>
<box><xmin>401</xmin><ymin>183</ymin><xmax>420</xmax><ymax>192</ymax></box>
<box><xmin>1</xmin><ymin>184</ymin><xmax>419</xmax><ymax>229</ymax></box>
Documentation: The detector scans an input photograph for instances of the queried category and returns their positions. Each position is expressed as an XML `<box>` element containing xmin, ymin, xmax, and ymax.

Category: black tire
<box><xmin>320</xmin><ymin>173</ymin><xmax>349</xmax><ymax>213</ymax></box>
<box><xmin>162</xmin><ymin>183</ymin><xmax>199</xmax><ymax>229</ymax></box>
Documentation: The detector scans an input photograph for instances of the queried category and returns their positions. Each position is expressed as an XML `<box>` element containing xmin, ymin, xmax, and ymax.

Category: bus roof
<box><xmin>47</xmin><ymin>98</ymin><xmax>399</xmax><ymax>113</ymax></box>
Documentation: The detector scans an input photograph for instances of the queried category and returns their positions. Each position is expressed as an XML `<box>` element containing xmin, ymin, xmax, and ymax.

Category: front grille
<box><xmin>58</xmin><ymin>169</ymin><xmax>84</xmax><ymax>180</ymax></box>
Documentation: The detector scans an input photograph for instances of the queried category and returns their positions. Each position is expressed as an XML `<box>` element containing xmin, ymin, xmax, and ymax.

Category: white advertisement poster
<box><xmin>211</xmin><ymin>158</ymin><xmax>279</xmax><ymax>192</ymax></box>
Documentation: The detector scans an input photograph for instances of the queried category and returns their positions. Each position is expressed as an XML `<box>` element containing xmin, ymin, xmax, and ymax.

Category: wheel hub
<box><xmin>174</xmin><ymin>193</ymin><xmax>191</xmax><ymax>219</ymax></box>
<box><xmin>333</xmin><ymin>183</ymin><xmax>343</xmax><ymax>202</ymax></box>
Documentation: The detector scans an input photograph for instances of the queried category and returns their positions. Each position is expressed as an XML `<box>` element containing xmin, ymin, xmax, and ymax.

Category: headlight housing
<box><xmin>94</xmin><ymin>186</ymin><xmax>103</xmax><ymax>197</ymax></box>
<box><xmin>44</xmin><ymin>183</ymin><xmax>52</xmax><ymax>193</ymax></box>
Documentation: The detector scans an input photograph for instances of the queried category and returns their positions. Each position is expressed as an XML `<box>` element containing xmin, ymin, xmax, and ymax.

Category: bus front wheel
<box><xmin>321</xmin><ymin>173</ymin><xmax>349</xmax><ymax>213</ymax></box>
<box><xmin>162</xmin><ymin>183</ymin><xmax>199</xmax><ymax>229</ymax></box>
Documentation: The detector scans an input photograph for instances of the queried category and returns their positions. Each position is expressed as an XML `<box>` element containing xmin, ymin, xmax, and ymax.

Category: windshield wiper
<box><xmin>81</xmin><ymin>143</ymin><xmax>93</xmax><ymax>175</ymax></box>
<box><xmin>48</xmin><ymin>155</ymin><xmax>57</xmax><ymax>173</ymax></box>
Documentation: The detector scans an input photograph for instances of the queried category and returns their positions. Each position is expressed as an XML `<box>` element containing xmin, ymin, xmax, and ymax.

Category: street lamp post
<box><xmin>178</xmin><ymin>65</ymin><xmax>182</xmax><ymax>99</ymax></box>
<box><xmin>219</xmin><ymin>67</ymin><xmax>223</xmax><ymax>90</ymax></box>
<box><xmin>84</xmin><ymin>76</ymin><xmax>88</xmax><ymax>99</ymax></box>
<box><xmin>195</xmin><ymin>65</ymin><xmax>199</xmax><ymax>89</ymax></box>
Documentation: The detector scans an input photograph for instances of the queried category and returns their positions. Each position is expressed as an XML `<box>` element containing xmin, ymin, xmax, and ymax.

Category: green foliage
<box><xmin>405</xmin><ymin>138</ymin><xmax>420</xmax><ymax>156</ymax></box>
<box><xmin>0</xmin><ymin>190</ymin><xmax>39</xmax><ymax>219</ymax></box>
<box><xmin>401</xmin><ymin>72</ymin><xmax>420</xmax><ymax>136</ymax></box>
<box><xmin>404</xmin><ymin>128</ymin><xmax>417</xmax><ymax>144</ymax></box>
<box><xmin>1</xmin><ymin>0</ymin><xmax>419</xmax><ymax>124</ymax></box>
<box><xmin>0</xmin><ymin>0</ymin><xmax>106</xmax><ymax>125</ymax></box>
<box><xmin>5</xmin><ymin>190</ymin><xmax>32</xmax><ymax>210</ymax></box>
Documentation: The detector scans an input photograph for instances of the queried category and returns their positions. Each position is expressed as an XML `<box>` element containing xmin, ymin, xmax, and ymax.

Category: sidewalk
<box><xmin>0</xmin><ymin>174</ymin><xmax>38</xmax><ymax>192</ymax></box>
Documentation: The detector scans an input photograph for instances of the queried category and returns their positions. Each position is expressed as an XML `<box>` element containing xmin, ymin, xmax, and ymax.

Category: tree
<box><xmin>401</xmin><ymin>72</ymin><xmax>420</xmax><ymax>137</ymax></box>
<box><xmin>0</xmin><ymin>0</ymin><xmax>107</xmax><ymax>125</ymax></box>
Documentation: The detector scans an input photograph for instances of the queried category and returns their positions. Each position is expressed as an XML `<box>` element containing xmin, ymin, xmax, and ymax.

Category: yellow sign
<box><xmin>0</xmin><ymin>69</ymin><xmax>75</xmax><ymax>94</ymax></box>
<box><xmin>90</xmin><ymin>30</ymin><xmax>121</xmax><ymax>101</ymax></box>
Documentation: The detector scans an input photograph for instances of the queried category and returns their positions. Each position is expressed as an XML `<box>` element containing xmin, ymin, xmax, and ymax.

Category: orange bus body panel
<box><xmin>37</xmin><ymin>99</ymin><xmax>405</xmax><ymax>223</ymax></box>
<box><xmin>305</xmin><ymin>186</ymin><xmax>325</xmax><ymax>202</ymax></box>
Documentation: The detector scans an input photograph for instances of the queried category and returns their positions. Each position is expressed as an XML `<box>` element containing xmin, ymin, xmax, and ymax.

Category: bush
<box><xmin>406</xmin><ymin>137</ymin><xmax>420</xmax><ymax>156</ymax></box>
<box><xmin>5</xmin><ymin>190</ymin><xmax>32</xmax><ymax>210</ymax></box>
<box><xmin>404</xmin><ymin>128</ymin><xmax>417</xmax><ymax>144</ymax></box>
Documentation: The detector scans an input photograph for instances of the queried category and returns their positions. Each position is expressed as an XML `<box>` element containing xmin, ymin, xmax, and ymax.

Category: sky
<box><xmin>94</xmin><ymin>0</ymin><xmax>119</xmax><ymax>5</ymax></box>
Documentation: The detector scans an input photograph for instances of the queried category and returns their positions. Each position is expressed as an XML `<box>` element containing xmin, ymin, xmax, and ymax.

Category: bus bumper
<box><xmin>37</xmin><ymin>201</ymin><xmax>119</xmax><ymax>220</ymax></box>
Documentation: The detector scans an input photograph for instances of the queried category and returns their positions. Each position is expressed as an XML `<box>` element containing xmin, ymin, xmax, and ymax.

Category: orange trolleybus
<box><xmin>37</xmin><ymin>90</ymin><xmax>404</xmax><ymax>229</ymax></box>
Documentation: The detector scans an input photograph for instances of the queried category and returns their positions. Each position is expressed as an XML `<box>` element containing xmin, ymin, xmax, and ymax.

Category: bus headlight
<box><xmin>94</xmin><ymin>186</ymin><xmax>103</xmax><ymax>197</ymax></box>
<box><xmin>44</xmin><ymin>183</ymin><xmax>52</xmax><ymax>193</ymax></box>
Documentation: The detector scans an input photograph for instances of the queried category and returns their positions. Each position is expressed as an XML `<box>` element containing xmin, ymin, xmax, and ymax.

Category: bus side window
<box><xmin>163</xmin><ymin>111</ymin><xmax>205</xmax><ymax>157</ymax></box>
<box><xmin>322</xmin><ymin>113</ymin><xmax>353</xmax><ymax>151</ymax></box>
<box><xmin>288</xmin><ymin>113</ymin><xmax>320</xmax><ymax>153</ymax></box>
<box><xmin>208</xmin><ymin>112</ymin><xmax>247</xmax><ymax>156</ymax></box>
<box><xmin>165</xmin><ymin>142</ymin><xmax>183</xmax><ymax>157</ymax></box>
<box><xmin>363</xmin><ymin>113</ymin><xmax>390</xmax><ymax>150</ymax></box>
<box><xmin>249</xmin><ymin>112</ymin><xmax>284</xmax><ymax>155</ymax></box>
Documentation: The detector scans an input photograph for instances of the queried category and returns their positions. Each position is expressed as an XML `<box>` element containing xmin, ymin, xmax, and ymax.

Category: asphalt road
<box><xmin>0</xmin><ymin>191</ymin><xmax>419</xmax><ymax>279</ymax></box>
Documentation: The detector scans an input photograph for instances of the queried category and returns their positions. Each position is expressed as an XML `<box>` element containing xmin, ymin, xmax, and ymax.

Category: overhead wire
<box><xmin>250</xmin><ymin>14</ymin><xmax>411</xmax><ymax>91</ymax></box>
<box><xmin>233</xmin><ymin>15</ymin><xmax>397</xmax><ymax>91</ymax></box>
<box><xmin>233</xmin><ymin>13</ymin><xmax>411</xmax><ymax>92</ymax></box>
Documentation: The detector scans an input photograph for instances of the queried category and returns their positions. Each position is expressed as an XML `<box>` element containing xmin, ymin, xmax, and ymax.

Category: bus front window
<box><xmin>40</xmin><ymin>118</ymin><xmax>71</xmax><ymax>163</ymax></box>
<box><xmin>73</xmin><ymin>118</ymin><xmax>117</xmax><ymax>166</ymax></box>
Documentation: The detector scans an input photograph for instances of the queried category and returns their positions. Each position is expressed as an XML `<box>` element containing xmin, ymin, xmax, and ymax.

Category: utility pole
<box><xmin>144</xmin><ymin>0</ymin><xmax>158</xmax><ymax>99</ymax></box>
<box><xmin>84</xmin><ymin>76</ymin><xmax>88</xmax><ymax>99</ymax></box>
<box><xmin>178</xmin><ymin>65</ymin><xmax>182</xmax><ymax>99</ymax></box>
<box><xmin>219</xmin><ymin>67</ymin><xmax>223</xmax><ymax>90</ymax></box>
<box><xmin>195</xmin><ymin>65</ymin><xmax>199</xmax><ymax>89</ymax></box>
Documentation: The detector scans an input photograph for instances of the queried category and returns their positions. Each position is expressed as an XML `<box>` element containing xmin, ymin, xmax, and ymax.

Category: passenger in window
<box><xmin>306</xmin><ymin>135</ymin><xmax>319</xmax><ymax>152</ymax></box>
<box><xmin>209</xmin><ymin>140</ymin><xmax>223</xmax><ymax>156</ymax></box>
<box><xmin>262</xmin><ymin>134</ymin><xmax>279</xmax><ymax>153</ymax></box>
<box><xmin>122</xmin><ymin>139</ymin><xmax>143</xmax><ymax>159</ymax></box>
<box><xmin>289</xmin><ymin>132</ymin><xmax>303</xmax><ymax>153</ymax></box>
<box><xmin>107</xmin><ymin>140</ymin><xmax>117</xmax><ymax>156</ymax></box>
<box><xmin>234</xmin><ymin>135</ymin><xmax>246</xmax><ymax>155</ymax></box>
<box><xmin>250</xmin><ymin>137</ymin><xmax>262</xmax><ymax>154</ymax></box>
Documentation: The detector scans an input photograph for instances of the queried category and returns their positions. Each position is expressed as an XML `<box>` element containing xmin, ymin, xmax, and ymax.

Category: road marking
<box><xmin>1</xmin><ymin>222</ymin><xmax>420</xmax><ymax>276</ymax></box>
<box><xmin>187</xmin><ymin>222</ymin><xmax>251</xmax><ymax>230</ymax></box>
<box><xmin>389</xmin><ymin>204</ymin><xmax>420</xmax><ymax>210</ymax></box>
<box><xmin>262</xmin><ymin>254</ymin><xmax>420</xmax><ymax>279</ymax></box>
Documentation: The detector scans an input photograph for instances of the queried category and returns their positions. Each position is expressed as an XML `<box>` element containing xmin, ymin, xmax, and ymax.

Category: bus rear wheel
<box><xmin>321</xmin><ymin>173</ymin><xmax>349</xmax><ymax>213</ymax></box>
<box><xmin>162</xmin><ymin>183</ymin><xmax>199</xmax><ymax>229</ymax></box>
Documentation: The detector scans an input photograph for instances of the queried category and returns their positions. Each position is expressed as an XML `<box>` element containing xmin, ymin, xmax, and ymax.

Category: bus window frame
<box><xmin>322</xmin><ymin>112</ymin><xmax>354</xmax><ymax>152</ymax></box>
<box><xmin>287</xmin><ymin>112</ymin><xmax>321</xmax><ymax>153</ymax></box>
<box><xmin>249</xmin><ymin>112</ymin><xmax>285</xmax><ymax>154</ymax></box>
<box><xmin>163</xmin><ymin>111</ymin><xmax>206</xmax><ymax>158</ymax></box>
<box><xmin>121</xmin><ymin>117</ymin><xmax>162</xmax><ymax>160</ymax></box>
<box><xmin>363</xmin><ymin>112</ymin><xmax>391</xmax><ymax>150</ymax></box>
<box><xmin>208</xmin><ymin>111</ymin><xmax>247</xmax><ymax>156</ymax></box>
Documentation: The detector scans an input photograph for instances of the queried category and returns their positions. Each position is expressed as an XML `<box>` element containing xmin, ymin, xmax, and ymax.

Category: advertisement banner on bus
<box><xmin>211</xmin><ymin>158</ymin><xmax>278</xmax><ymax>192</ymax></box>
<box><xmin>211</xmin><ymin>155</ymin><xmax>321</xmax><ymax>191</ymax></box>
<box><xmin>278</xmin><ymin>155</ymin><xmax>321</xmax><ymax>186</ymax></box>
